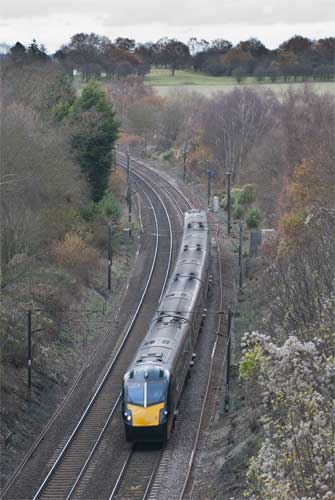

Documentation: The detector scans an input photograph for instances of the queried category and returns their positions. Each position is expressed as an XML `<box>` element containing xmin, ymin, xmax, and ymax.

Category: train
<box><xmin>122</xmin><ymin>209</ymin><xmax>211</xmax><ymax>442</ymax></box>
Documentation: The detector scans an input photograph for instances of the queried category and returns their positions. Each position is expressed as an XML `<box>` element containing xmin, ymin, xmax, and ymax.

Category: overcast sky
<box><xmin>1</xmin><ymin>0</ymin><xmax>334</xmax><ymax>52</ymax></box>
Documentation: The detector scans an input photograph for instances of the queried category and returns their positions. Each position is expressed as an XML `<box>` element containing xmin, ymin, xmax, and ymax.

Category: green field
<box><xmin>145</xmin><ymin>69</ymin><xmax>334</xmax><ymax>96</ymax></box>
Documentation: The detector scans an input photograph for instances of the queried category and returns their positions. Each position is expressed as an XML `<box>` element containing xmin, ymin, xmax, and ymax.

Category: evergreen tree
<box><xmin>27</xmin><ymin>39</ymin><xmax>48</xmax><ymax>62</ymax></box>
<box><xmin>68</xmin><ymin>81</ymin><xmax>119</xmax><ymax>201</ymax></box>
<box><xmin>9</xmin><ymin>42</ymin><xmax>27</xmax><ymax>64</ymax></box>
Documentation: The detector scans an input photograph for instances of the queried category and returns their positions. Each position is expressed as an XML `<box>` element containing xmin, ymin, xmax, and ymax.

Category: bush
<box><xmin>53</xmin><ymin>232</ymin><xmax>99</xmax><ymax>285</ymax></box>
<box><xmin>240</xmin><ymin>343</ymin><xmax>262</xmax><ymax>380</ymax></box>
<box><xmin>81</xmin><ymin>193</ymin><xmax>120</xmax><ymax>223</ymax></box>
<box><xmin>40</xmin><ymin>206</ymin><xmax>81</xmax><ymax>238</ymax></box>
<box><xmin>231</xmin><ymin>188</ymin><xmax>243</xmax><ymax>206</ymax></box>
<box><xmin>239</xmin><ymin>184</ymin><xmax>257</xmax><ymax>205</ymax></box>
<box><xmin>80</xmin><ymin>201</ymin><xmax>100</xmax><ymax>222</ymax></box>
<box><xmin>232</xmin><ymin>66</ymin><xmax>248</xmax><ymax>83</ymax></box>
<box><xmin>98</xmin><ymin>193</ymin><xmax>120</xmax><ymax>221</ymax></box>
<box><xmin>160</xmin><ymin>148</ymin><xmax>175</xmax><ymax>161</ymax></box>
<box><xmin>246</xmin><ymin>207</ymin><xmax>261</xmax><ymax>229</ymax></box>
<box><xmin>233</xmin><ymin>204</ymin><xmax>244</xmax><ymax>219</ymax></box>
<box><xmin>108</xmin><ymin>169</ymin><xmax>127</xmax><ymax>200</ymax></box>
<box><xmin>220</xmin><ymin>195</ymin><xmax>227</xmax><ymax>209</ymax></box>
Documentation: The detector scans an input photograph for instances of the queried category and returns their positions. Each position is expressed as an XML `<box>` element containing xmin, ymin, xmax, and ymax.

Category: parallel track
<box><xmin>108</xmin><ymin>444</ymin><xmax>163</xmax><ymax>500</ymax></box>
<box><xmin>117</xmin><ymin>152</ymin><xmax>193</xmax><ymax>215</ymax></box>
<box><xmin>26</xmin><ymin>171</ymin><xmax>177</xmax><ymax>499</ymax></box>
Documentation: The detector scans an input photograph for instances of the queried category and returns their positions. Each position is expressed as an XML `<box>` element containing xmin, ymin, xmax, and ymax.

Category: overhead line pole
<box><xmin>207</xmin><ymin>170</ymin><xmax>212</xmax><ymax>209</ymax></box>
<box><xmin>27</xmin><ymin>309</ymin><xmax>32</xmax><ymax>390</ymax></box>
<box><xmin>127</xmin><ymin>185</ymin><xmax>132</xmax><ymax>237</ymax></box>
<box><xmin>126</xmin><ymin>147</ymin><xmax>132</xmax><ymax>237</ymax></box>
<box><xmin>239</xmin><ymin>222</ymin><xmax>243</xmax><ymax>289</ymax></box>
<box><xmin>108</xmin><ymin>224</ymin><xmax>112</xmax><ymax>291</ymax></box>
<box><xmin>224</xmin><ymin>308</ymin><xmax>232</xmax><ymax>412</ymax></box>
<box><xmin>126</xmin><ymin>147</ymin><xmax>130</xmax><ymax>184</ymax></box>
<box><xmin>183</xmin><ymin>143</ymin><xmax>187</xmax><ymax>182</ymax></box>
<box><xmin>226</xmin><ymin>171</ymin><xmax>231</xmax><ymax>235</ymax></box>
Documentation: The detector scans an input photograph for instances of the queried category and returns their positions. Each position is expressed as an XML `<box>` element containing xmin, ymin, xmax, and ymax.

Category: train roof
<box><xmin>126</xmin><ymin>209</ymin><xmax>209</xmax><ymax>377</ymax></box>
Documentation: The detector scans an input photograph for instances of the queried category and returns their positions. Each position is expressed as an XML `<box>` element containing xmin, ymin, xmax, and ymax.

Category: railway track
<box><xmin>116</xmin><ymin>152</ymin><xmax>193</xmax><ymax>216</ymax></box>
<box><xmin>31</xmin><ymin>179</ymin><xmax>168</xmax><ymax>500</ymax></box>
<box><xmin>2</xmin><ymin>161</ymin><xmax>192</xmax><ymax>500</ymax></box>
<box><xmin>108</xmin><ymin>444</ymin><xmax>163</xmax><ymax>500</ymax></box>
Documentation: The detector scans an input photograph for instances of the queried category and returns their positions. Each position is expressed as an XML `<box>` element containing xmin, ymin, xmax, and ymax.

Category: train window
<box><xmin>147</xmin><ymin>381</ymin><xmax>166</xmax><ymax>406</ymax></box>
<box><xmin>126</xmin><ymin>382</ymin><xmax>144</xmax><ymax>406</ymax></box>
<box><xmin>143</xmin><ymin>340</ymin><xmax>155</xmax><ymax>346</ymax></box>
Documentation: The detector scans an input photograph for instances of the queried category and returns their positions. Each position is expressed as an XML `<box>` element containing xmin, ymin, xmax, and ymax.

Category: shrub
<box><xmin>53</xmin><ymin>232</ymin><xmax>99</xmax><ymax>285</ymax></box>
<box><xmin>239</xmin><ymin>184</ymin><xmax>257</xmax><ymax>205</ymax></box>
<box><xmin>160</xmin><ymin>148</ymin><xmax>175</xmax><ymax>161</ymax></box>
<box><xmin>98</xmin><ymin>193</ymin><xmax>120</xmax><ymax>221</ymax></box>
<box><xmin>108</xmin><ymin>169</ymin><xmax>127</xmax><ymax>200</ymax></box>
<box><xmin>220</xmin><ymin>195</ymin><xmax>227</xmax><ymax>209</ymax></box>
<box><xmin>81</xmin><ymin>201</ymin><xmax>100</xmax><ymax>222</ymax></box>
<box><xmin>246</xmin><ymin>207</ymin><xmax>261</xmax><ymax>229</ymax></box>
<box><xmin>40</xmin><ymin>206</ymin><xmax>81</xmax><ymax>240</ymax></box>
<box><xmin>232</xmin><ymin>66</ymin><xmax>248</xmax><ymax>83</ymax></box>
<box><xmin>233</xmin><ymin>204</ymin><xmax>244</xmax><ymax>219</ymax></box>
<box><xmin>81</xmin><ymin>193</ymin><xmax>120</xmax><ymax>223</ymax></box>
<box><xmin>240</xmin><ymin>343</ymin><xmax>262</xmax><ymax>380</ymax></box>
<box><xmin>231</xmin><ymin>188</ymin><xmax>243</xmax><ymax>206</ymax></box>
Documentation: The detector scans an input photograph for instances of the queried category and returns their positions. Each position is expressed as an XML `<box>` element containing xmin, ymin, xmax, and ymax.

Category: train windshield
<box><xmin>127</xmin><ymin>382</ymin><xmax>144</xmax><ymax>406</ymax></box>
<box><xmin>126</xmin><ymin>380</ymin><xmax>166</xmax><ymax>407</ymax></box>
<box><xmin>147</xmin><ymin>381</ymin><xmax>166</xmax><ymax>406</ymax></box>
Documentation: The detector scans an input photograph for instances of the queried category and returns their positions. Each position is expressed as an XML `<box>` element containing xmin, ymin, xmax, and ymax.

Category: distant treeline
<box><xmin>5</xmin><ymin>34</ymin><xmax>335</xmax><ymax>81</ymax></box>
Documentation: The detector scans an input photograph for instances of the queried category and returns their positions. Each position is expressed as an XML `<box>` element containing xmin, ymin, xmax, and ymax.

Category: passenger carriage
<box><xmin>122</xmin><ymin>209</ymin><xmax>210</xmax><ymax>442</ymax></box>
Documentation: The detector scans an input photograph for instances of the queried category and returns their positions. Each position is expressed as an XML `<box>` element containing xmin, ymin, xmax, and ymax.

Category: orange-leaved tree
<box><xmin>279</xmin><ymin>154</ymin><xmax>334</xmax><ymax>252</ymax></box>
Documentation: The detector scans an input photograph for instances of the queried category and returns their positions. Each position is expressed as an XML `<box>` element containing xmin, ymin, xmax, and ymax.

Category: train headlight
<box><xmin>123</xmin><ymin>409</ymin><xmax>132</xmax><ymax>423</ymax></box>
<box><xmin>159</xmin><ymin>408</ymin><xmax>169</xmax><ymax>424</ymax></box>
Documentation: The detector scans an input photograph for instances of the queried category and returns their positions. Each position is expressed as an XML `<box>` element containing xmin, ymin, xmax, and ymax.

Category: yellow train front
<box><xmin>122</xmin><ymin>366</ymin><xmax>170</xmax><ymax>442</ymax></box>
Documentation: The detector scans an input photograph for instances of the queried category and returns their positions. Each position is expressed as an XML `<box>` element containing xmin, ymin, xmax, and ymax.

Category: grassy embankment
<box><xmin>145</xmin><ymin>68</ymin><xmax>335</xmax><ymax>96</ymax></box>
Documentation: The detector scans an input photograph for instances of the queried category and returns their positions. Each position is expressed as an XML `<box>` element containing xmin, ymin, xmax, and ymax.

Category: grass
<box><xmin>145</xmin><ymin>68</ymin><xmax>334</xmax><ymax>96</ymax></box>
<box><xmin>145</xmin><ymin>68</ymin><xmax>241</xmax><ymax>86</ymax></box>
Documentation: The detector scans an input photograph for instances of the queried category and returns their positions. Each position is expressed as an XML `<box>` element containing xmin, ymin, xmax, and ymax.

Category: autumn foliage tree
<box><xmin>237</xmin><ymin>85</ymin><xmax>335</xmax><ymax>499</ymax></box>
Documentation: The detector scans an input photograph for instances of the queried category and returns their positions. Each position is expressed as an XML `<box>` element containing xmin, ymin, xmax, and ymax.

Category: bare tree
<box><xmin>1</xmin><ymin>103</ymin><xmax>83</xmax><ymax>280</ymax></box>
<box><xmin>201</xmin><ymin>88</ymin><xmax>278</xmax><ymax>182</ymax></box>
